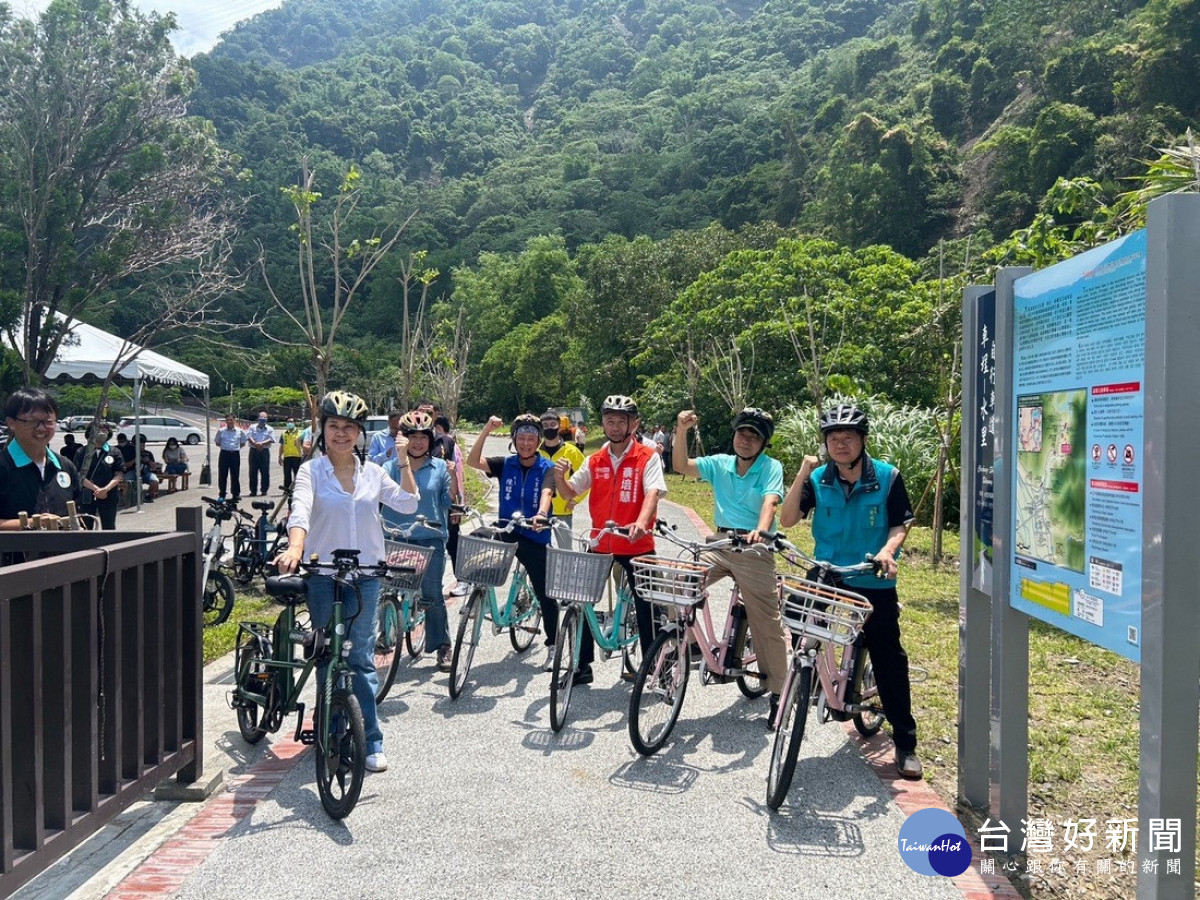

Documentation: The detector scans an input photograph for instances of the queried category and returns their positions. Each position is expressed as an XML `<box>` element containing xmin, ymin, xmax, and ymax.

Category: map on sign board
<box><xmin>1015</xmin><ymin>391</ymin><xmax>1087</xmax><ymax>573</ymax></box>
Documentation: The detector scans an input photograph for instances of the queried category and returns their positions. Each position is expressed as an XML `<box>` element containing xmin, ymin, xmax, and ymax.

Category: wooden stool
<box><xmin>163</xmin><ymin>472</ymin><xmax>191</xmax><ymax>493</ymax></box>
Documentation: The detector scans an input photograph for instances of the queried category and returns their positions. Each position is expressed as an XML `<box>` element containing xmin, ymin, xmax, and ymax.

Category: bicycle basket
<box><xmin>778</xmin><ymin>574</ymin><xmax>872</xmax><ymax>646</ymax></box>
<box><xmin>630</xmin><ymin>555</ymin><xmax>708</xmax><ymax>609</ymax></box>
<box><xmin>456</xmin><ymin>531</ymin><xmax>518</xmax><ymax>587</ymax></box>
<box><xmin>546</xmin><ymin>547</ymin><xmax>613</xmax><ymax>605</ymax></box>
<box><xmin>382</xmin><ymin>539</ymin><xmax>435</xmax><ymax>591</ymax></box>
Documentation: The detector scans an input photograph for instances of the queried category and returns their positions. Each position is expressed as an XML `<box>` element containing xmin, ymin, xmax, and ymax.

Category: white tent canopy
<box><xmin>39</xmin><ymin>318</ymin><xmax>210</xmax><ymax>389</ymax></box>
<box><xmin>6</xmin><ymin>315</ymin><xmax>213</xmax><ymax>509</ymax></box>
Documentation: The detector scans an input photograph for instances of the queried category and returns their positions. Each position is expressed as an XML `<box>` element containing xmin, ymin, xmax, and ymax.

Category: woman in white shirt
<box><xmin>275</xmin><ymin>391</ymin><xmax>419</xmax><ymax>774</ymax></box>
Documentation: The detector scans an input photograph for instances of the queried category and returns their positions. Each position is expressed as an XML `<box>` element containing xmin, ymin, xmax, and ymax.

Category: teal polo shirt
<box><xmin>695</xmin><ymin>452</ymin><xmax>784</xmax><ymax>532</ymax></box>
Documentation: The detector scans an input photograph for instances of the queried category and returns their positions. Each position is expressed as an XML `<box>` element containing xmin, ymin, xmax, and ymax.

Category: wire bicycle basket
<box><xmin>778</xmin><ymin>574</ymin><xmax>873</xmax><ymax>646</ymax></box>
<box><xmin>382</xmin><ymin>539</ymin><xmax>435</xmax><ymax>591</ymax></box>
<box><xmin>546</xmin><ymin>547</ymin><xmax>613</xmax><ymax>605</ymax></box>
<box><xmin>456</xmin><ymin>531</ymin><xmax>518</xmax><ymax>587</ymax></box>
<box><xmin>630</xmin><ymin>555</ymin><xmax>708</xmax><ymax>609</ymax></box>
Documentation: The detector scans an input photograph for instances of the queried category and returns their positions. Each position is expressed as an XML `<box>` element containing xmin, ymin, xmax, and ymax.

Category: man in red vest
<box><xmin>556</xmin><ymin>394</ymin><xmax>666</xmax><ymax>685</ymax></box>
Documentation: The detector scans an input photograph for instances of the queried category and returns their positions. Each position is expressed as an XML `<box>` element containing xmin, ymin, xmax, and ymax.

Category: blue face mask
<box><xmin>258</xmin><ymin>418</ymin><xmax>268</xmax><ymax>426</ymax></box>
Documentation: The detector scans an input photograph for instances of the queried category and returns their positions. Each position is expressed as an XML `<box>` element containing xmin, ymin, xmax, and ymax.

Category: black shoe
<box><xmin>572</xmin><ymin>666</ymin><xmax>594</xmax><ymax>686</ymax></box>
<box><xmin>249</xmin><ymin>492</ymin><xmax>257</xmax><ymax>497</ymax></box>
<box><xmin>895</xmin><ymin>748</ymin><xmax>924</xmax><ymax>779</ymax></box>
<box><xmin>767</xmin><ymin>693</ymin><xmax>780</xmax><ymax>729</ymax></box>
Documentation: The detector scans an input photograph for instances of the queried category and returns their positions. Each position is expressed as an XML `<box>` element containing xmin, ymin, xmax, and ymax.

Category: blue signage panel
<box><xmin>1010</xmin><ymin>230</ymin><xmax>1146</xmax><ymax>661</ymax></box>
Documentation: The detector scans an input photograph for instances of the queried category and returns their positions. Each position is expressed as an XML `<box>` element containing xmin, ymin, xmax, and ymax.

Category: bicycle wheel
<box><xmin>549</xmin><ymin>608</ymin><xmax>577</xmax><ymax>733</ymax></box>
<box><xmin>203</xmin><ymin>570</ymin><xmax>235</xmax><ymax>627</ymax></box>
<box><xmin>230</xmin><ymin>532</ymin><xmax>254</xmax><ymax>586</ymax></box>
<box><xmin>851</xmin><ymin>647</ymin><xmax>886</xmax><ymax>737</ymax></box>
<box><xmin>619</xmin><ymin>592</ymin><xmax>641</xmax><ymax>679</ymax></box>
<box><xmin>402</xmin><ymin>593</ymin><xmax>426</xmax><ymax>659</ymax></box>
<box><xmin>449</xmin><ymin>586</ymin><xmax>484</xmax><ymax>699</ymax></box>
<box><xmin>628</xmin><ymin>628</ymin><xmax>690</xmax><ymax>756</ymax></box>
<box><xmin>766</xmin><ymin>664</ymin><xmax>812</xmax><ymax>810</ymax></box>
<box><xmin>373</xmin><ymin>595</ymin><xmax>403</xmax><ymax>703</ymax></box>
<box><xmin>736</xmin><ymin>629</ymin><xmax>769</xmax><ymax>699</ymax></box>
<box><xmin>508</xmin><ymin>571</ymin><xmax>541</xmax><ymax>653</ymax></box>
<box><xmin>233</xmin><ymin>637</ymin><xmax>268</xmax><ymax>744</ymax></box>
<box><xmin>314</xmin><ymin>686</ymin><xmax>366</xmax><ymax>820</ymax></box>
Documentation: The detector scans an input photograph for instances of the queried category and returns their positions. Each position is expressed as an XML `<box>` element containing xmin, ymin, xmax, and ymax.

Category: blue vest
<box><xmin>499</xmin><ymin>454</ymin><xmax>553</xmax><ymax>545</ymax></box>
<box><xmin>809</xmin><ymin>455</ymin><xmax>898</xmax><ymax>589</ymax></box>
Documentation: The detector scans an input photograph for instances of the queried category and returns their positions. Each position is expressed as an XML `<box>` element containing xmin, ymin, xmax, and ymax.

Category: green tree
<box><xmin>0</xmin><ymin>0</ymin><xmax>241</xmax><ymax>383</ymax></box>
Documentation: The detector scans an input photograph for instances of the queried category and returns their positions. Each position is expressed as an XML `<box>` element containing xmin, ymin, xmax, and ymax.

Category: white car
<box><xmin>360</xmin><ymin>415</ymin><xmax>391</xmax><ymax>452</ymax></box>
<box><xmin>118</xmin><ymin>415</ymin><xmax>204</xmax><ymax>444</ymax></box>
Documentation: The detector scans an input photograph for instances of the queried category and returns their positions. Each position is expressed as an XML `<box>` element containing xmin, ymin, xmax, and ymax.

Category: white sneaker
<box><xmin>365</xmin><ymin>752</ymin><xmax>389</xmax><ymax>773</ymax></box>
<box><xmin>449</xmin><ymin>583</ymin><xmax>469</xmax><ymax>597</ymax></box>
<box><xmin>542</xmin><ymin>645</ymin><xmax>555</xmax><ymax>671</ymax></box>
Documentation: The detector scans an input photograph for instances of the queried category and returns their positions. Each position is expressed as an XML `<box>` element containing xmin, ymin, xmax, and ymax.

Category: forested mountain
<box><xmin>26</xmin><ymin>0</ymin><xmax>1200</xmax><ymax>429</ymax></box>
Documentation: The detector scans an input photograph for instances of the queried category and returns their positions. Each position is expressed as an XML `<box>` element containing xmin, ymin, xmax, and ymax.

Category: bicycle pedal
<box><xmin>298</xmin><ymin>729</ymin><xmax>316</xmax><ymax>745</ymax></box>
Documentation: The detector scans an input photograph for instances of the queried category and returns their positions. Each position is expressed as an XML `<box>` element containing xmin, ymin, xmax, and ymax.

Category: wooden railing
<box><xmin>0</xmin><ymin>507</ymin><xmax>204</xmax><ymax>899</ymax></box>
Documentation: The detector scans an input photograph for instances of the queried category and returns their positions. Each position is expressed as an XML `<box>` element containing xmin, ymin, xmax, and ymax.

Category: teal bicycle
<box><xmin>448</xmin><ymin>510</ymin><xmax>542</xmax><ymax>700</ymax></box>
<box><xmin>375</xmin><ymin>516</ymin><xmax>443</xmax><ymax>702</ymax></box>
<box><xmin>547</xmin><ymin>521</ymin><xmax>642</xmax><ymax>733</ymax></box>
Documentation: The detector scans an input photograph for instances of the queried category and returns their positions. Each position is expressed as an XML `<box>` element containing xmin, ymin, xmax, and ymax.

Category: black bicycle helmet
<box><xmin>511</xmin><ymin>413</ymin><xmax>543</xmax><ymax>437</ymax></box>
<box><xmin>818</xmin><ymin>403</ymin><xmax>869</xmax><ymax>436</ymax></box>
<box><xmin>319</xmin><ymin>390</ymin><xmax>369</xmax><ymax>424</ymax></box>
<box><xmin>398</xmin><ymin>410</ymin><xmax>435</xmax><ymax>437</ymax></box>
<box><xmin>732</xmin><ymin>407</ymin><xmax>775</xmax><ymax>442</ymax></box>
<box><xmin>600</xmin><ymin>394</ymin><xmax>638</xmax><ymax>417</ymax></box>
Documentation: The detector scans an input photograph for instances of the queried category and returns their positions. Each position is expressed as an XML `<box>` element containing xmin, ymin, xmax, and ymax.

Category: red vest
<box><xmin>586</xmin><ymin>441</ymin><xmax>657</xmax><ymax>556</ymax></box>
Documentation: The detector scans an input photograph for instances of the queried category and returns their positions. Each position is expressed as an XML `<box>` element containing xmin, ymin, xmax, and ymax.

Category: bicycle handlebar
<box><xmin>766</xmin><ymin>533</ymin><xmax>880</xmax><ymax>577</ymax></box>
<box><xmin>383</xmin><ymin>514</ymin><xmax>445</xmax><ymax>539</ymax></box>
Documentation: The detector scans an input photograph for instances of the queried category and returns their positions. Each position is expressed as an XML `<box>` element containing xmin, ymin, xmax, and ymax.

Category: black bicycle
<box><xmin>230</xmin><ymin>499</ymin><xmax>288</xmax><ymax>586</ymax></box>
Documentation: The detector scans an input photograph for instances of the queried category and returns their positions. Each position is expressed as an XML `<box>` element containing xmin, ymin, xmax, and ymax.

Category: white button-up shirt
<box><xmin>288</xmin><ymin>456</ymin><xmax>419</xmax><ymax>565</ymax></box>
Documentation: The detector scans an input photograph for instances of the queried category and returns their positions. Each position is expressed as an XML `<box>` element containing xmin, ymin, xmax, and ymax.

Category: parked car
<box><xmin>359</xmin><ymin>415</ymin><xmax>391</xmax><ymax>452</ymax></box>
<box><xmin>64</xmin><ymin>415</ymin><xmax>95</xmax><ymax>432</ymax></box>
<box><xmin>117</xmin><ymin>415</ymin><xmax>204</xmax><ymax>444</ymax></box>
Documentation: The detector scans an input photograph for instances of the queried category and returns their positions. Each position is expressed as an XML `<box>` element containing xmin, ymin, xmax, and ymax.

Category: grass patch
<box><xmin>202</xmin><ymin>587</ymin><xmax>279</xmax><ymax>665</ymax></box>
<box><xmin>664</xmin><ymin>472</ymin><xmax>1151</xmax><ymax>900</ymax></box>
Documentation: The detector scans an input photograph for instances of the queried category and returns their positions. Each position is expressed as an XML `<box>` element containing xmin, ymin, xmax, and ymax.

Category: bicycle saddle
<box><xmin>252</xmin><ymin>501</ymin><xmax>274</xmax><ymax>511</ymax></box>
<box><xmin>264</xmin><ymin>575</ymin><xmax>308</xmax><ymax>605</ymax></box>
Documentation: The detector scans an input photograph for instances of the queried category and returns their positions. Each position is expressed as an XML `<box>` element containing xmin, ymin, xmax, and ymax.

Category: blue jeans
<box><xmin>409</xmin><ymin>537</ymin><xmax>448</xmax><ymax>651</ymax></box>
<box><xmin>305</xmin><ymin>574</ymin><xmax>383</xmax><ymax>754</ymax></box>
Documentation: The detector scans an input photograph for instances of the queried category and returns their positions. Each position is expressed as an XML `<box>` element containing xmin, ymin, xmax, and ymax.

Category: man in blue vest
<box><xmin>466</xmin><ymin>413</ymin><xmax>556</xmax><ymax>669</ymax></box>
<box><xmin>779</xmin><ymin>403</ymin><xmax>922</xmax><ymax>779</ymax></box>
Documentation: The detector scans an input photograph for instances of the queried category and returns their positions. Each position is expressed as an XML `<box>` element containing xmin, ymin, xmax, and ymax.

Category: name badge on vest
<box><xmin>57</xmin><ymin>471</ymin><xmax>71</xmax><ymax>489</ymax></box>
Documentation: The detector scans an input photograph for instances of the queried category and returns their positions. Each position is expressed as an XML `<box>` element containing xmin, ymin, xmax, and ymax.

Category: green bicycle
<box><xmin>547</xmin><ymin>521</ymin><xmax>642</xmax><ymax>733</ymax></box>
<box><xmin>448</xmin><ymin>510</ymin><xmax>543</xmax><ymax>700</ymax></box>
<box><xmin>229</xmin><ymin>548</ymin><xmax>410</xmax><ymax>819</ymax></box>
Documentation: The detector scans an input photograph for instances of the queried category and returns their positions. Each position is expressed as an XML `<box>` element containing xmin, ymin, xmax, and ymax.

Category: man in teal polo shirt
<box><xmin>673</xmin><ymin>406</ymin><xmax>789</xmax><ymax>725</ymax></box>
<box><xmin>1</xmin><ymin>387</ymin><xmax>81</xmax><ymax>531</ymax></box>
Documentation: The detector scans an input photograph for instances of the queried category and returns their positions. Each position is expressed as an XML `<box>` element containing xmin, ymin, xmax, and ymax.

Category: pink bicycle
<box><xmin>765</xmin><ymin>534</ymin><xmax>883</xmax><ymax>810</ymax></box>
<box><xmin>627</xmin><ymin>523</ymin><xmax>768</xmax><ymax>756</ymax></box>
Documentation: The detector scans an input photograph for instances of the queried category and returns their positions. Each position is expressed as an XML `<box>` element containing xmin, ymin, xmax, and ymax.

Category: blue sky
<box><xmin>10</xmin><ymin>0</ymin><xmax>284</xmax><ymax>56</ymax></box>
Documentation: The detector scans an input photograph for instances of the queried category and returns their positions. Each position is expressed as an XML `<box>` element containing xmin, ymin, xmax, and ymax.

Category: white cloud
<box><xmin>9</xmin><ymin>0</ymin><xmax>285</xmax><ymax>56</ymax></box>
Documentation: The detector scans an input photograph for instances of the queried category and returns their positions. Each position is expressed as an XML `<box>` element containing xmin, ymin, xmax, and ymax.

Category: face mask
<box><xmin>543</xmin><ymin>426</ymin><xmax>560</xmax><ymax>440</ymax></box>
<box><xmin>258</xmin><ymin>418</ymin><xmax>268</xmax><ymax>425</ymax></box>
<box><xmin>286</xmin><ymin>422</ymin><xmax>296</xmax><ymax>431</ymax></box>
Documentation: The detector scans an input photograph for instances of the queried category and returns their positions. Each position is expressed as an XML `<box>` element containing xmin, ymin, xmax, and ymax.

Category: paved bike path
<box><xmin>16</xmin><ymin>452</ymin><xmax>1017</xmax><ymax>900</ymax></box>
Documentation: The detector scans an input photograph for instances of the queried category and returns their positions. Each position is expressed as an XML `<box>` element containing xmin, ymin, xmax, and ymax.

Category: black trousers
<box><xmin>577</xmin><ymin>554</ymin><xmax>650</xmax><ymax>668</ymax></box>
<box><xmin>248</xmin><ymin>448</ymin><xmax>270</xmax><ymax>494</ymax></box>
<box><xmin>282</xmin><ymin>456</ymin><xmax>301</xmax><ymax>491</ymax></box>
<box><xmin>218</xmin><ymin>449</ymin><xmax>241</xmax><ymax>498</ymax></box>
<box><xmin>855</xmin><ymin>585</ymin><xmax>918</xmax><ymax>753</ymax></box>
<box><xmin>509</xmin><ymin>534</ymin><xmax>554</xmax><ymax>646</ymax></box>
